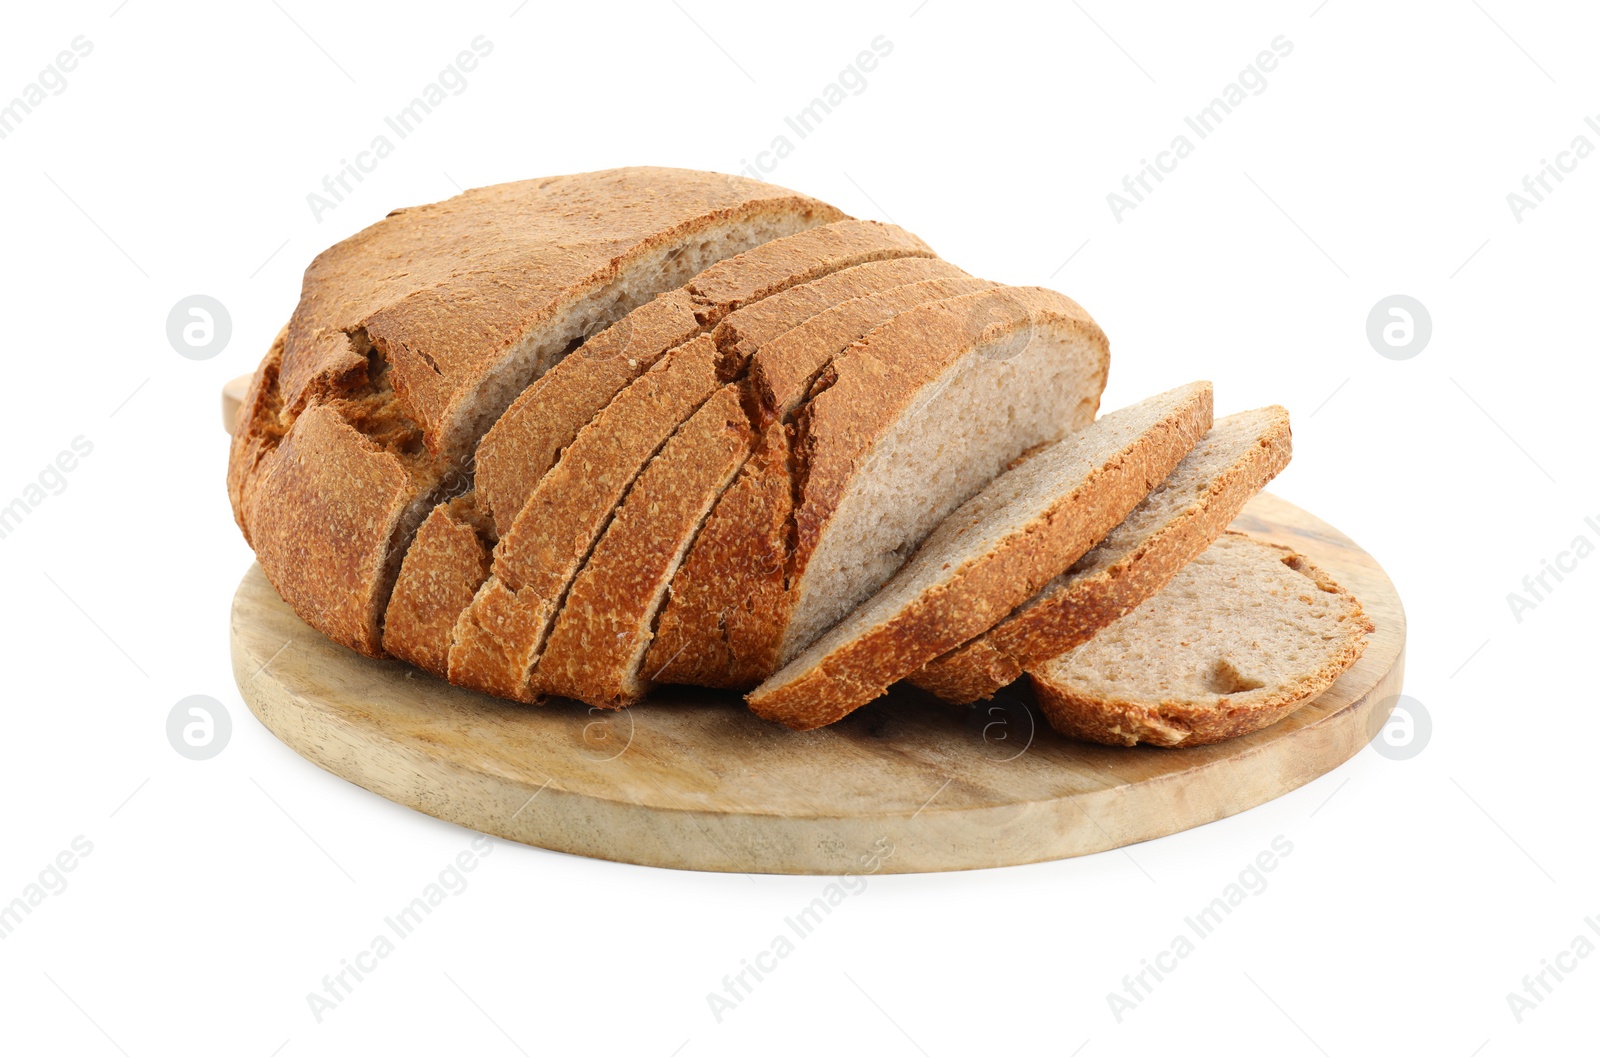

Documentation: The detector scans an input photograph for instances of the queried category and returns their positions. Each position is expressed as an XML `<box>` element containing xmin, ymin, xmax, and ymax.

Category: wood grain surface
<box><xmin>229</xmin><ymin>489</ymin><xmax>1406</xmax><ymax>874</ymax></box>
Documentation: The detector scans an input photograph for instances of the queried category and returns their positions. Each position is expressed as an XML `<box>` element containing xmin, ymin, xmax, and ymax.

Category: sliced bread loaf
<box><xmin>1029</xmin><ymin>532</ymin><xmax>1373</xmax><ymax>747</ymax></box>
<box><xmin>472</xmin><ymin>220</ymin><xmax>939</xmax><ymax>534</ymax></box>
<box><xmin>532</xmin><ymin>385</ymin><xmax>755</xmax><ymax>707</ymax></box>
<box><xmin>234</xmin><ymin>168</ymin><xmax>843</xmax><ymax>656</ymax></box>
<box><xmin>644</xmin><ymin>275</ymin><xmax>1002</xmax><ymax>688</ymax></box>
<box><xmin>446</xmin><ymin>224</ymin><xmax>941</xmax><ymax>700</ymax></box>
<box><xmin>746</xmin><ymin>382</ymin><xmax>1214</xmax><ymax>730</ymax></box>
<box><xmin>910</xmin><ymin>406</ymin><xmax>1293</xmax><ymax>703</ymax></box>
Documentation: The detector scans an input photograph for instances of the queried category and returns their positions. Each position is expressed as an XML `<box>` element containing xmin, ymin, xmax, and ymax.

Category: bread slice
<box><xmin>532</xmin><ymin>386</ymin><xmax>754</xmax><ymax>707</ymax></box>
<box><xmin>235</xmin><ymin>168</ymin><xmax>843</xmax><ymax>655</ymax></box>
<box><xmin>644</xmin><ymin>275</ymin><xmax>1002</xmax><ymax>688</ymax></box>
<box><xmin>382</xmin><ymin>495</ymin><xmax>493</xmax><ymax>676</ymax></box>
<box><xmin>447</xmin><ymin>225</ymin><xmax>941</xmax><ymax>700</ymax></box>
<box><xmin>1029</xmin><ymin>532</ymin><xmax>1373</xmax><ymax>747</ymax></box>
<box><xmin>746</xmin><ymin>382</ymin><xmax>1214</xmax><ymax>730</ymax></box>
<box><xmin>472</xmin><ymin>222</ymin><xmax>941</xmax><ymax>535</ymax></box>
<box><xmin>910</xmin><ymin>406</ymin><xmax>1293</xmax><ymax>703</ymax></box>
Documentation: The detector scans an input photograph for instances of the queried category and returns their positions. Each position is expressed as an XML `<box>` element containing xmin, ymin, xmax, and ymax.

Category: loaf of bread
<box><xmin>228</xmin><ymin>167</ymin><xmax>1370</xmax><ymax>748</ymax></box>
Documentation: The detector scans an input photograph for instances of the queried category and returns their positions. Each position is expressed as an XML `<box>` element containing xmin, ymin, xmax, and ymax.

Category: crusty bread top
<box><xmin>276</xmin><ymin>167</ymin><xmax>844</xmax><ymax>450</ymax></box>
<box><xmin>1030</xmin><ymin>531</ymin><xmax>1373</xmax><ymax>747</ymax></box>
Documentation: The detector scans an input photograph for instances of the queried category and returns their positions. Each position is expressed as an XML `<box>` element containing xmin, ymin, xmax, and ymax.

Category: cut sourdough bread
<box><xmin>1029</xmin><ymin>532</ymin><xmax>1373</xmax><ymax>747</ymax></box>
<box><xmin>472</xmin><ymin>222</ymin><xmax>942</xmax><ymax>535</ymax></box>
<box><xmin>532</xmin><ymin>385</ymin><xmax>755</xmax><ymax>707</ymax></box>
<box><xmin>232</xmin><ymin>168</ymin><xmax>843</xmax><ymax>656</ymax></box>
<box><xmin>688</xmin><ymin>287</ymin><xmax>1113</xmax><ymax>694</ymax></box>
<box><xmin>644</xmin><ymin>274</ymin><xmax>1002</xmax><ymax>688</ymax></box>
<box><xmin>909</xmin><ymin>406</ymin><xmax>1293</xmax><ymax>704</ymax></box>
<box><xmin>446</xmin><ymin>226</ymin><xmax>942</xmax><ymax>700</ymax></box>
<box><xmin>746</xmin><ymin>382</ymin><xmax>1214</xmax><ymax>730</ymax></box>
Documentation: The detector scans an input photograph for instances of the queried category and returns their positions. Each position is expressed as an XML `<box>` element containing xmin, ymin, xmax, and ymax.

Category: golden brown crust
<box><xmin>745</xmin><ymin>385</ymin><xmax>1210</xmax><ymax>730</ymax></box>
<box><xmin>910</xmin><ymin>408</ymin><xmax>1294</xmax><ymax>703</ymax></box>
<box><xmin>1030</xmin><ymin>534</ymin><xmax>1375</xmax><ymax>747</ymax></box>
<box><xmin>446</xmin><ymin>578</ymin><xmax>548</xmax><ymax>703</ymax></box>
<box><xmin>532</xmin><ymin>386</ymin><xmax>754</xmax><ymax>707</ymax></box>
<box><xmin>382</xmin><ymin>498</ymin><xmax>492</xmax><ymax>677</ymax></box>
<box><xmin>645</xmin><ymin>423</ymin><xmax>794</xmax><ymax>689</ymax></box>
<box><xmin>226</xmin><ymin>327</ymin><xmax>288</xmax><ymax>541</ymax></box>
<box><xmin>246</xmin><ymin>404</ymin><xmax>421</xmax><ymax>656</ymax></box>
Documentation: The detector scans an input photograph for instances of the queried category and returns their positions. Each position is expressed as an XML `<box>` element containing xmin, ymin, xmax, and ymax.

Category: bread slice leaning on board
<box><xmin>1029</xmin><ymin>532</ymin><xmax>1374</xmax><ymax>747</ymax></box>
<box><xmin>227</xmin><ymin>167</ymin><xmax>1373</xmax><ymax>749</ymax></box>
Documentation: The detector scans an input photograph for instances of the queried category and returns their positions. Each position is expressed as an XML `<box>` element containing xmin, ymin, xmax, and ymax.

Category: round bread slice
<box><xmin>909</xmin><ymin>406</ymin><xmax>1293</xmax><ymax>703</ymax></box>
<box><xmin>745</xmin><ymin>382</ymin><xmax>1214</xmax><ymax>731</ymax></box>
<box><xmin>1029</xmin><ymin>532</ymin><xmax>1374</xmax><ymax>748</ymax></box>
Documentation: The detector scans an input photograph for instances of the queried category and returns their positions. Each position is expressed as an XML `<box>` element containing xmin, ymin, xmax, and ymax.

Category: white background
<box><xmin>1</xmin><ymin>1</ymin><xmax>1595</xmax><ymax>1053</ymax></box>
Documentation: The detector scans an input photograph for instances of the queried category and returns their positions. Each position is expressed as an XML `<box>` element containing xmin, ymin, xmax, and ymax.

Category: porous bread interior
<box><xmin>774</xmin><ymin>386</ymin><xmax>1206</xmax><ymax>684</ymax></box>
<box><xmin>778</xmin><ymin>317</ymin><xmax>1103</xmax><ymax>661</ymax></box>
<box><xmin>1068</xmin><ymin>407</ymin><xmax>1283</xmax><ymax>580</ymax></box>
<box><xmin>1038</xmin><ymin>533</ymin><xmax>1363</xmax><ymax>705</ymax></box>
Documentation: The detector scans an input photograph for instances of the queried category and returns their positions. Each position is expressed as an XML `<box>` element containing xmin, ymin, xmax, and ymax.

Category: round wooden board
<box><xmin>231</xmin><ymin>492</ymin><xmax>1405</xmax><ymax>875</ymax></box>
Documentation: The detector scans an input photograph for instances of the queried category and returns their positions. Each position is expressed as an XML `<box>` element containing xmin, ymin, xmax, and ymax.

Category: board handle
<box><xmin>222</xmin><ymin>374</ymin><xmax>254</xmax><ymax>436</ymax></box>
